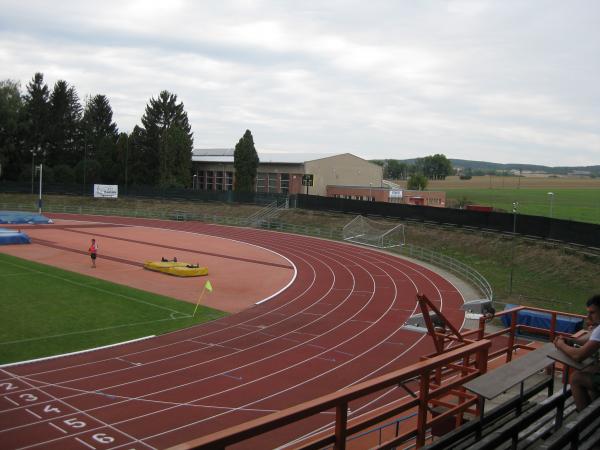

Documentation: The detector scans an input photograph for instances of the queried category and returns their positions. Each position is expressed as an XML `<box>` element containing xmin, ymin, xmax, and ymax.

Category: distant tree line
<box><xmin>373</xmin><ymin>154</ymin><xmax>453</xmax><ymax>181</ymax></box>
<box><xmin>372</xmin><ymin>154</ymin><xmax>453</xmax><ymax>190</ymax></box>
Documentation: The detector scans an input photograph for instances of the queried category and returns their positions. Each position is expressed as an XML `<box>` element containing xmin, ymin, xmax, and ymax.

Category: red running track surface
<box><xmin>0</xmin><ymin>215</ymin><xmax>467</xmax><ymax>449</ymax></box>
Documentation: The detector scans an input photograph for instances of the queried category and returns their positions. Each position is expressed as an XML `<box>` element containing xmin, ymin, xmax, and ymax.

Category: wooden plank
<box><xmin>546</xmin><ymin>348</ymin><xmax>597</xmax><ymax>371</ymax></box>
<box><xmin>464</xmin><ymin>343</ymin><xmax>554</xmax><ymax>400</ymax></box>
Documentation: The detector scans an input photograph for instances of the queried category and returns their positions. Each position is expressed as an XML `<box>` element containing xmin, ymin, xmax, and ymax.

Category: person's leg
<box><xmin>571</xmin><ymin>370</ymin><xmax>595</xmax><ymax>411</ymax></box>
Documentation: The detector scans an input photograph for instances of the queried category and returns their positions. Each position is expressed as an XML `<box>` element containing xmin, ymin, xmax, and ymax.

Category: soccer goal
<box><xmin>342</xmin><ymin>215</ymin><xmax>405</xmax><ymax>249</ymax></box>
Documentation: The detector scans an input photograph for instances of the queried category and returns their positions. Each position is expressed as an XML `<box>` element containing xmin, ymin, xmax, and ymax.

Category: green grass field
<box><xmin>0</xmin><ymin>253</ymin><xmax>226</xmax><ymax>364</ymax></box>
<box><xmin>444</xmin><ymin>188</ymin><xmax>600</xmax><ymax>223</ymax></box>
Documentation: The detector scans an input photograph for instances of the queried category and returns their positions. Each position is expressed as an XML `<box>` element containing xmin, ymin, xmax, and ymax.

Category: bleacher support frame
<box><xmin>169</xmin><ymin>302</ymin><xmax>589</xmax><ymax>450</ymax></box>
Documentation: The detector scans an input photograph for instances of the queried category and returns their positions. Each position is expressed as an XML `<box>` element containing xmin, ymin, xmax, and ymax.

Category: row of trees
<box><xmin>375</xmin><ymin>154</ymin><xmax>453</xmax><ymax>181</ymax></box>
<box><xmin>1</xmin><ymin>73</ymin><xmax>260</xmax><ymax>191</ymax></box>
<box><xmin>0</xmin><ymin>73</ymin><xmax>197</xmax><ymax>188</ymax></box>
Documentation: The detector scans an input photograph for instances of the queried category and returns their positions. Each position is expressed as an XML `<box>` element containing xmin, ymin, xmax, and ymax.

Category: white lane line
<box><xmin>4</xmin><ymin>396</ymin><xmax>18</xmax><ymax>406</ymax></box>
<box><xmin>75</xmin><ymin>437</ymin><xmax>96</xmax><ymax>449</ymax></box>
<box><xmin>25</xmin><ymin>408</ymin><xmax>42</xmax><ymax>419</ymax></box>
<box><xmin>26</xmin><ymin>408</ymin><xmax>41</xmax><ymax>419</ymax></box>
<box><xmin>49</xmin><ymin>422</ymin><xmax>67</xmax><ymax>434</ymax></box>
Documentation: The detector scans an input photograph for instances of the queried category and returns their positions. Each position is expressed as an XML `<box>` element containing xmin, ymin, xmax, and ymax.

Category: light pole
<box><xmin>30</xmin><ymin>145</ymin><xmax>40</xmax><ymax>194</ymax></box>
<box><xmin>508</xmin><ymin>201</ymin><xmax>518</xmax><ymax>296</ymax></box>
<box><xmin>369</xmin><ymin>182</ymin><xmax>372</xmax><ymax>201</ymax></box>
<box><xmin>124</xmin><ymin>135</ymin><xmax>129</xmax><ymax>194</ymax></box>
<box><xmin>83</xmin><ymin>136</ymin><xmax>87</xmax><ymax>195</ymax></box>
<box><xmin>37</xmin><ymin>164</ymin><xmax>43</xmax><ymax>214</ymax></box>
<box><xmin>193</xmin><ymin>174</ymin><xmax>197</xmax><ymax>190</ymax></box>
<box><xmin>547</xmin><ymin>192</ymin><xmax>554</xmax><ymax>218</ymax></box>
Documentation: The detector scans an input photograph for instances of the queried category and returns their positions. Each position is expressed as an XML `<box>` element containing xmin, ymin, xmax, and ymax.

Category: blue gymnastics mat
<box><xmin>0</xmin><ymin>211</ymin><xmax>53</xmax><ymax>225</ymax></box>
<box><xmin>0</xmin><ymin>228</ymin><xmax>31</xmax><ymax>245</ymax></box>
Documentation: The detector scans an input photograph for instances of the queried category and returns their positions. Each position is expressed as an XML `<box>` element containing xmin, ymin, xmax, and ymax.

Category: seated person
<box><xmin>554</xmin><ymin>294</ymin><xmax>600</xmax><ymax>411</ymax></box>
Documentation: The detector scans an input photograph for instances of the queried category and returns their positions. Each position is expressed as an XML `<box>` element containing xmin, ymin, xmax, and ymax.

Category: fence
<box><xmin>295</xmin><ymin>194</ymin><xmax>600</xmax><ymax>248</ymax></box>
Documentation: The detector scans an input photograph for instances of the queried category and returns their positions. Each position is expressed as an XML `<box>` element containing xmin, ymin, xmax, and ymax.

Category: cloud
<box><xmin>0</xmin><ymin>0</ymin><xmax>598</xmax><ymax>166</ymax></box>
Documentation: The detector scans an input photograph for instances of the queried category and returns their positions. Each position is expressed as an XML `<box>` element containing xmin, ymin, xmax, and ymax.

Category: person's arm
<box><xmin>555</xmin><ymin>336</ymin><xmax>600</xmax><ymax>362</ymax></box>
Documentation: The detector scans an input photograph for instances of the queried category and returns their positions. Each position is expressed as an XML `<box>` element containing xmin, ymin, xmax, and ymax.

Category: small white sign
<box><xmin>94</xmin><ymin>184</ymin><xmax>118</xmax><ymax>198</ymax></box>
<box><xmin>389</xmin><ymin>189</ymin><xmax>403</xmax><ymax>199</ymax></box>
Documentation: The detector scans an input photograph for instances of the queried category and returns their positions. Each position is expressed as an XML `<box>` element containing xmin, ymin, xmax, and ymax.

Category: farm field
<box><xmin>0</xmin><ymin>253</ymin><xmax>226</xmax><ymax>364</ymax></box>
<box><xmin>396</xmin><ymin>176</ymin><xmax>600</xmax><ymax>223</ymax></box>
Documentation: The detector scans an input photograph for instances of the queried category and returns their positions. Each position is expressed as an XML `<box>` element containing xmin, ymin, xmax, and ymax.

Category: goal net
<box><xmin>342</xmin><ymin>215</ymin><xmax>405</xmax><ymax>249</ymax></box>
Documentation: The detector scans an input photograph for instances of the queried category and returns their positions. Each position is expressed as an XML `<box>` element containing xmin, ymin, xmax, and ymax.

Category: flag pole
<box><xmin>193</xmin><ymin>287</ymin><xmax>205</xmax><ymax>317</ymax></box>
<box><xmin>193</xmin><ymin>279</ymin><xmax>213</xmax><ymax>317</ymax></box>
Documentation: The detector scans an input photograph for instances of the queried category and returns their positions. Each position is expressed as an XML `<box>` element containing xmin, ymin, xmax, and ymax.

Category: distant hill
<box><xmin>397</xmin><ymin>158</ymin><xmax>600</xmax><ymax>175</ymax></box>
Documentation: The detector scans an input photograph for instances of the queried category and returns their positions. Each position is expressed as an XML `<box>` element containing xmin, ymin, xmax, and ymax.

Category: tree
<box><xmin>139</xmin><ymin>91</ymin><xmax>193</xmax><ymax>187</ymax></box>
<box><xmin>415</xmin><ymin>154</ymin><xmax>453</xmax><ymax>180</ymax></box>
<box><xmin>82</xmin><ymin>95</ymin><xmax>118</xmax><ymax>157</ymax></box>
<box><xmin>407</xmin><ymin>173</ymin><xmax>428</xmax><ymax>190</ymax></box>
<box><xmin>233</xmin><ymin>129</ymin><xmax>259</xmax><ymax>192</ymax></box>
<box><xmin>82</xmin><ymin>94</ymin><xmax>119</xmax><ymax>182</ymax></box>
<box><xmin>49</xmin><ymin>80</ymin><xmax>82</xmax><ymax>167</ymax></box>
<box><xmin>22</xmin><ymin>73</ymin><xmax>50</xmax><ymax>168</ymax></box>
<box><xmin>0</xmin><ymin>80</ymin><xmax>23</xmax><ymax>180</ymax></box>
<box><xmin>126</xmin><ymin>125</ymin><xmax>150</xmax><ymax>186</ymax></box>
<box><xmin>385</xmin><ymin>159</ymin><xmax>408</xmax><ymax>180</ymax></box>
<box><xmin>430</xmin><ymin>154</ymin><xmax>453</xmax><ymax>179</ymax></box>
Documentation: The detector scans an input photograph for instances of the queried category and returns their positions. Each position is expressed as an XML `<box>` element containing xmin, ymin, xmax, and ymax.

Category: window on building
<box><xmin>225</xmin><ymin>172</ymin><xmax>233</xmax><ymax>191</ymax></box>
<box><xmin>206</xmin><ymin>171</ymin><xmax>214</xmax><ymax>191</ymax></box>
<box><xmin>256</xmin><ymin>173</ymin><xmax>267</xmax><ymax>192</ymax></box>
<box><xmin>216</xmin><ymin>170</ymin><xmax>224</xmax><ymax>191</ymax></box>
<box><xmin>199</xmin><ymin>171</ymin><xmax>205</xmax><ymax>190</ymax></box>
<box><xmin>268</xmin><ymin>173</ymin><xmax>278</xmax><ymax>193</ymax></box>
<box><xmin>280</xmin><ymin>173</ymin><xmax>289</xmax><ymax>195</ymax></box>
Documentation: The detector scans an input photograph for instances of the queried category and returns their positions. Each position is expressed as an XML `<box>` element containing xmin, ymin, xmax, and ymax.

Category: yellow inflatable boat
<box><xmin>143</xmin><ymin>261</ymin><xmax>208</xmax><ymax>277</ymax></box>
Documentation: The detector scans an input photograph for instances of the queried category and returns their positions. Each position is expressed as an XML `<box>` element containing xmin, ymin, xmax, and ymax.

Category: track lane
<box><xmin>0</xmin><ymin>215</ymin><xmax>466</xmax><ymax>449</ymax></box>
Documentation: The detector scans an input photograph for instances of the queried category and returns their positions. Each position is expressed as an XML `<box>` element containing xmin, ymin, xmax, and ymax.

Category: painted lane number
<box><xmin>92</xmin><ymin>433</ymin><xmax>115</xmax><ymax>444</ymax></box>
<box><xmin>0</xmin><ymin>382</ymin><xmax>19</xmax><ymax>392</ymax></box>
<box><xmin>43</xmin><ymin>404</ymin><xmax>61</xmax><ymax>414</ymax></box>
<box><xmin>64</xmin><ymin>417</ymin><xmax>87</xmax><ymax>429</ymax></box>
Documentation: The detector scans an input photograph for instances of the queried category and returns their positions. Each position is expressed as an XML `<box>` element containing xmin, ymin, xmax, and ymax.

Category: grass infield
<box><xmin>0</xmin><ymin>253</ymin><xmax>227</xmax><ymax>364</ymax></box>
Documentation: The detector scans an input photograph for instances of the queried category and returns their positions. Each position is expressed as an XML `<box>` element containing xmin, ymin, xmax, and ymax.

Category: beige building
<box><xmin>304</xmin><ymin>153</ymin><xmax>383</xmax><ymax>196</ymax></box>
<box><xmin>191</xmin><ymin>150</ymin><xmax>383</xmax><ymax>196</ymax></box>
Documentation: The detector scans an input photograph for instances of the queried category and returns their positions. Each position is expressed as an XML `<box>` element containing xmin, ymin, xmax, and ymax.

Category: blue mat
<box><xmin>0</xmin><ymin>228</ymin><xmax>31</xmax><ymax>245</ymax></box>
<box><xmin>0</xmin><ymin>211</ymin><xmax>53</xmax><ymax>224</ymax></box>
<box><xmin>501</xmin><ymin>304</ymin><xmax>583</xmax><ymax>334</ymax></box>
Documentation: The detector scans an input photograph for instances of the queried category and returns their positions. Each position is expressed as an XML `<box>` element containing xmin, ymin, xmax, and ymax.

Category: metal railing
<box><xmin>395</xmin><ymin>244</ymin><xmax>493</xmax><ymax>301</ymax></box>
<box><xmin>167</xmin><ymin>341</ymin><xmax>491</xmax><ymax>450</ymax></box>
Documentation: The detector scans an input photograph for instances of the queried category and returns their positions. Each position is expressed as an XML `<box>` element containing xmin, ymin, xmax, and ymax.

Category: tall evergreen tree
<box><xmin>82</xmin><ymin>95</ymin><xmax>119</xmax><ymax>182</ymax></box>
<box><xmin>0</xmin><ymin>80</ymin><xmax>23</xmax><ymax>180</ymax></box>
<box><xmin>233</xmin><ymin>129</ymin><xmax>259</xmax><ymax>192</ymax></box>
<box><xmin>22</xmin><ymin>73</ymin><xmax>50</xmax><ymax>168</ymax></box>
<box><xmin>139</xmin><ymin>91</ymin><xmax>193</xmax><ymax>187</ymax></box>
<box><xmin>49</xmin><ymin>80</ymin><xmax>82</xmax><ymax>167</ymax></box>
<box><xmin>126</xmin><ymin>125</ymin><xmax>150</xmax><ymax>186</ymax></box>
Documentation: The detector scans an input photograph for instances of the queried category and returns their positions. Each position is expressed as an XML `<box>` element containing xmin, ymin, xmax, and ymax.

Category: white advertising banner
<box><xmin>94</xmin><ymin>184</ymin><xmax>118</xmax><ymax>198</ymax></box>
<box><xmin>389</xmin><ymin>189</ymin><xmax>403</xmax><ymax>199</ymax></box>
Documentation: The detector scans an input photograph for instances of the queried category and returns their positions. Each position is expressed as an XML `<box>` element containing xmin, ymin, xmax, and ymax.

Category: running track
<box><xmin>0</xmin><ymin>215</ymin><xmax>468</xmax><ymax>449</ymax></box>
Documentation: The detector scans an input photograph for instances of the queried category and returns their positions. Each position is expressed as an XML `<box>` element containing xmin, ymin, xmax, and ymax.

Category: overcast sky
<box><xmin>1</xmin><ymin>1</ymin><xmax>599</xmax><ymax>166</ymax></box>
